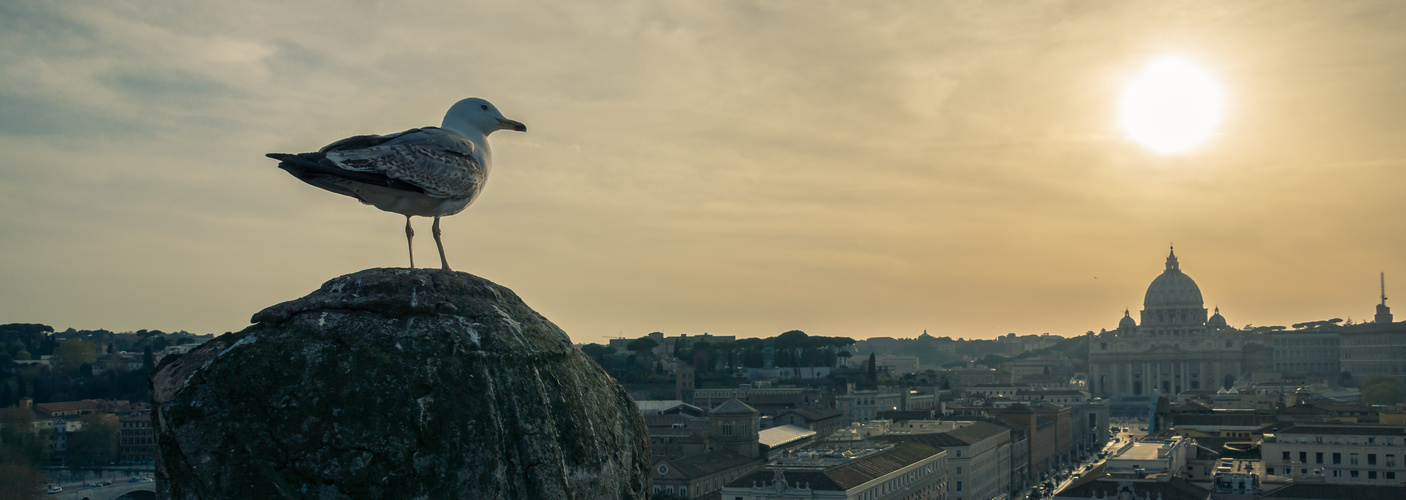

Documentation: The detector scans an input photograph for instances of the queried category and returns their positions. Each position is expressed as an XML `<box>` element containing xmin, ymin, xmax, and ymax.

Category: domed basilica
<box><xmin>1088</xmin><ymin>248</ymin><xmax>1244</xmax><ymax>400</ymax></box>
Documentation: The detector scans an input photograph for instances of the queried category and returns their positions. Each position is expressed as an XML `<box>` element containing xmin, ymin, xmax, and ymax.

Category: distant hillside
<box><xmin>853</xmin><ymin>333</ymin><xmax>1084</xmax><ymax>369</ymax></box>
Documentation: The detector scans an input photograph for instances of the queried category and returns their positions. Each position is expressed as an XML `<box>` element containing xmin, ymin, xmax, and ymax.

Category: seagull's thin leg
<box><xmin>433</xmin><ymin>216</ymin><xmax>451</xmax><ymax>271</ymax></box>
<box><xmin>405</xmin><ymin>216</ymin><xmax>415</xmax><ymax>269</ymax></box>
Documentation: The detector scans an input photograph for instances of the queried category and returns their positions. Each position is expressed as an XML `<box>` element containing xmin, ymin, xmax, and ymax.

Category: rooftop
<box><xmin>711</xmin><ymin>398</ymin><xmax>759</xmax><ymax>415</ymax></box>
<box><xmin>1274</xmin><ymin>424</ymin><xmax>1406</xmax><ymax>437</ymax></box>
<box><xmin>758</xmin><ymin>425</ymin><xmax>816</xmax><ymax>449</ymax></box>
<box><xmin>736</xmin><ymin>442</ymin><xmax>942</xmax><ymax>491</ymax></box>
<box><xmin>658</xmin><ymin>450</ymin><xmax>763</xmax><ymax>479</ymax></box>
<box><xmin>1117</xmin><ymin>442</ymin><xmax>1164</xmax><ymax>462</ymax></box>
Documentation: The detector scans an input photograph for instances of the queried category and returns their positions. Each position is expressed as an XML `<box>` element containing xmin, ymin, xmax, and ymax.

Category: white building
<box><xmin>1262</xmin><ymin>424</ymin><xmax>1406</xmax><ymax>484</ymax></box>
<box><xmin>874</xmin><ymin>422</ymin><xmax>1012</xmax><ymax>500</ymax></box>
<box><xmin>1088</xmin><ymin>249</ymin><xmax>1246</xmax><ymax>399</ymax></box>
<box><xmin>836</xmin><ymin>390</ymin><xmax>903</xmax><ymax>423</ymax></box>
<box><xmin>1105</xmin><ymin>436</ymin><xmax>1194</xmax><ymax>478</ymax></box>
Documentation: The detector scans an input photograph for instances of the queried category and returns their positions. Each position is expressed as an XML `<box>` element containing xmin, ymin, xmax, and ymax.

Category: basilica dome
<box><xmin>1208</xmin><ymin>307</ymin><xmax>1227</xmax><ymax>327</ymax></box>
<box><xmin>1144</xmin><ymin>248</ymin><xmax>1204</xmax><ymax>308</ymax></box>
<box><xmin>1119</xmin><ymin>310</ymin><xmax>1137</xmax><ymax>329</ymax></box>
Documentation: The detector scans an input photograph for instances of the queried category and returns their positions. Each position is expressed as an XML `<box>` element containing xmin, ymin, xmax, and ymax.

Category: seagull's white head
<box><xmin>443</xmin><ymin>98</ymin><xmax>527</xmax><ymax>137</ymax></box>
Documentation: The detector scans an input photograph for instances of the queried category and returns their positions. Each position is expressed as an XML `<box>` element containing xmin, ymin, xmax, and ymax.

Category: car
<box><xmin>130</xmin><ymin>477</ymin><xmax>142</xmax><ymax>482</ymax></box>
<box><xmin>101</xmin><ymin>480</ymin><xmax>113</xmax><ymax>486</ymax></box>
<box><xmin>46</xmin><ymin>485</ymin><xmax>62</xmax><ymax>494</ymax></box>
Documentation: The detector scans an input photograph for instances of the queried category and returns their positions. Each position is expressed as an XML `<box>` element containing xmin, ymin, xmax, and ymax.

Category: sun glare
<box><xmin>1120</xmin><ymin>57</ymin><xmax>1225</xmax><ymax>154</ymax></box>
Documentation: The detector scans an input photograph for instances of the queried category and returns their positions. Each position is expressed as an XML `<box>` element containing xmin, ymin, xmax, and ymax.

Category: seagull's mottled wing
<box><xmin>318</xmin><ymin>127</ymin><xmax>482</xmax><ymax>199</ymax></box>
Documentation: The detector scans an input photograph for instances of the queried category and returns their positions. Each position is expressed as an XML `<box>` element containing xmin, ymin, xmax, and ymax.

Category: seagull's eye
<box><xmin>480</xmin><ymin>105</ymin><xmax>488</xmax><ymax>111</ymax></box>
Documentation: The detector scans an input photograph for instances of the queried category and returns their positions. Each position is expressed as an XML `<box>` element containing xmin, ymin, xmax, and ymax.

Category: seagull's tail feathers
<box><xmin>268</xmin><ymin>152</ymin><xmax>425</xmax><ymax>198</ymax></box>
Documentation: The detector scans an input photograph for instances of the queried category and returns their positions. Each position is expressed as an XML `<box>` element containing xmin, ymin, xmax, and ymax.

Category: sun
<box><xmin>1119</xmin><ymin>56</ymin><xmax>1225</xmax><ymax>154</ymax></box>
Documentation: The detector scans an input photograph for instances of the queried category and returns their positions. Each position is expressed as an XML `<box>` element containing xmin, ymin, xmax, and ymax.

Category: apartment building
<box><xmin>1262</xmin><ymin>424</ymin><xmax>1406</xmax><ymax>484</ymax></box>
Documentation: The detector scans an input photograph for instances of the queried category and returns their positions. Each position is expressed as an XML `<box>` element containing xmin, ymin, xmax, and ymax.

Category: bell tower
<box><xmin>1376</xmin><ymin>272</ymin><xmax>1393</xmax><ymax>324</ymax></box>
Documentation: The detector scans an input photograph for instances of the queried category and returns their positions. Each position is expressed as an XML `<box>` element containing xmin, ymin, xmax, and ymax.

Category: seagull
<box><xmin>268</xmin><ymin>98</ymin><xmax>526</xmax><ymax>271</ymax></box>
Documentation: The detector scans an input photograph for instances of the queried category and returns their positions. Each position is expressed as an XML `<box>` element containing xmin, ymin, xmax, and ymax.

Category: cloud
<box><xmin>2</xmin><ymin>0</ymin><xmax>1405</xmax><ymax>341</ymax></box>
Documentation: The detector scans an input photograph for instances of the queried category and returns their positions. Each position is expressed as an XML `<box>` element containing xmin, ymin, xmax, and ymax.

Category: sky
<box><xmin>2</xmin><ymin>1</ymin><xmax>1404</xmax><ymax>344</ymax></box>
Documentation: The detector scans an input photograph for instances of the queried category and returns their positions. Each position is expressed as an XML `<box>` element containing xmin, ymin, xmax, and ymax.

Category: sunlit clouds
<box><xmin>1</xmin><ymin>1</ymin><xmax>1405</xmax><ymax>343</ymax></box>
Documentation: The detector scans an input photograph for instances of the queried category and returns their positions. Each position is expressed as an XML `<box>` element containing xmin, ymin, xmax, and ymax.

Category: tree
<box><xmin>836</xmin><ymin>350</ymin><xmax>852</xmax><ymax>367</ymax></box>
<box><xmin>626</xmin><ymin>337</ymin><xmax>659</xmax><ymax>355</ymax></box>
<box><xmin>51</xmin><ymin>338</ymin><xmax>97</xmax><ymax>374</ymax></box>
<box><xmin>867</xmin><ymin>353</ymin><xmax>878</xmax><ymax>384</ymax></box>
<box><xmin>142</xmin><ymin>345</ymin><xmax>156</xmax><ymax>371</ymax></box>
<box><xmin>0</xmin><ymin>406</ymin><xmax>50</xmax><ymax>467</ymax></box>
<box><xmin>0</xmin><ymin>454</ymin><xmax>47</xmax><ymax>500</ymax></box>
<box><xmin>1361</xmin><ymin>374</ymin><xmax>1406</xmax><ymax>406</ymax></box>
<box><xmin>67</xmin><ymin>413</ymin><xmax>120</xmax><ymax>468</ymax></box>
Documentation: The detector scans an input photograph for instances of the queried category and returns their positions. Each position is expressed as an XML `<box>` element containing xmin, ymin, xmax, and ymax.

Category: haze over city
<box><xmin>2</xmin><ymin>1</ymin><xmax>1404</xmax><ymax>344</ymax></box>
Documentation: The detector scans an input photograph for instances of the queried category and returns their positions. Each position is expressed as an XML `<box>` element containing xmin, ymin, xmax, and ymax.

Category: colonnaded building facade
<box><xmin>1088</xmin><ymin>248</ymin><xmax>1245</xmax><ymax>400</ymax></box>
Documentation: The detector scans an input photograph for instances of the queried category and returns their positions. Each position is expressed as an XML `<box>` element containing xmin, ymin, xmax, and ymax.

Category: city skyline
<box><xmin>2</xmin><ymin>2</ymin><xmax>1404</xmax><ymax>344</ymax></box>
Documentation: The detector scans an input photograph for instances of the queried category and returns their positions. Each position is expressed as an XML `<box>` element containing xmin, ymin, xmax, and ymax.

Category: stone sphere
<box><xmin>151</xmin><ymin>268</ymin><xmax>650</xmax><ymax>499</ymax></box>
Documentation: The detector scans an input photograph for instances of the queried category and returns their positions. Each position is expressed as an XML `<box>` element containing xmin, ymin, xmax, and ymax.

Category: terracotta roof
<box><xmin>824</xmin><ymin>442</ymin><xmax>940</xmax><ymax>489</ymax></box>
<box><xmin>946</xmin><ymin>421</ymin><xmax>1010</xmax><ymax>443</ymax></box>
<box><xmin>33</xmin><ymin>400</ymin><xmax>101</xmax><ymax>417</ymax></box>
<box><xmin>729</xmin><ymin>443</ymin><xmax>943</xmax><ymax>492</ymax></box>
<box><xmin>659</xmin><ymin>450</ymin><xmax>763</xmax><ymax>479</ymax></box>
<box><xmin>711</xmin><ymin>398</ymin><xmax>759</xmax><ymax>415</ymax></box>
<box><xmin>874</xmin><ymin>431</ymin><xmax>969</xmax><ymax>448</ymax></box>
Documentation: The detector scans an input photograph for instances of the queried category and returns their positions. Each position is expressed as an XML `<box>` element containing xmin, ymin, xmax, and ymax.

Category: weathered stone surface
<box><xmin>151</xmin><ymin>268</ymin><xmax>650</xmax><ymax>499</ymax></box>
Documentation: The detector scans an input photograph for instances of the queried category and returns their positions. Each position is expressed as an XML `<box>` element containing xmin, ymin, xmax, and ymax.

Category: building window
<box><xmin>1351</xmin><ymin>470</ymin><xmax>1359</xmax><ymax>478</ymax></box>
<box><xmin>1316</xmin><ymin>452</ymin><xmax>1323</xmax><ymax>464</ymax></box>
<box><xmin>1334</xmin><ymin>453</ymin><xmax>1342</xmax><ymax>465</ymax></box>
<box><xmin>1300</xmin><ymin>452</ymin><xmax>1307</xmax><ymax>464</ymax></box>
<box><xmin>1368</xmin><ymin>471</ymin><xmax>1377</xmax><ymax>479</ymax></box>
<box><xmin>1351</xmin><ymin>454</ymin><xmax>1359</xmax><ymax>465</ymax></box>
<box><xmin>956</xmin><ymin>481</ymin><xmax>962</xmax><ymax>492</ymax></box>
<box><xmin>1387</xmin><ymin>455</ymin><xmax>1395</xmax><ymax>467</ymax></box>
<box><xmin>1333</xmin><ymin>470</ymin><xmax>1341</xmax><ymax>478</ymax></box>
<box><xmin>1369</xmin><ymin>454</ymin><xmax>1377</xmax><ymax>465</ymax></box>
<box><xmin>1388</xmin><ymin>472</ymin><xmax>1397</xmax><ymax>480</ymax></box>
<box><xmin>1282</xmin><ymin>451</ymin><xmax>1291</xmax><ymax>462</ymax></box>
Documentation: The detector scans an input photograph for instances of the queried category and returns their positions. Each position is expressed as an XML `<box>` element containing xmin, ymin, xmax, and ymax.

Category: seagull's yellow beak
<box><xmin>497</xmin><ymin>117</ymin><xmax>527</xmax><ymax>132</ymax></box>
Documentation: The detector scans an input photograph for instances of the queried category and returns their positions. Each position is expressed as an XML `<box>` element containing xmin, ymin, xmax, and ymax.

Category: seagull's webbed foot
<box><xmin>405</xmin><ymin>216</ymin><xmax>415</xmax><ymax>269</ymax></box>
<box><xmin>433</xmin><ymin>216</ymin><xmax>451</xmax><ymax>271</ymax></box>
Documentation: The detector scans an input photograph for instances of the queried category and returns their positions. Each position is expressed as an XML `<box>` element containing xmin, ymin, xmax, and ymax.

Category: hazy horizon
<box><xmin>3</xmin><ymin>1</ymin><xmax>1404</xmax><ymax>344</ymax></box>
